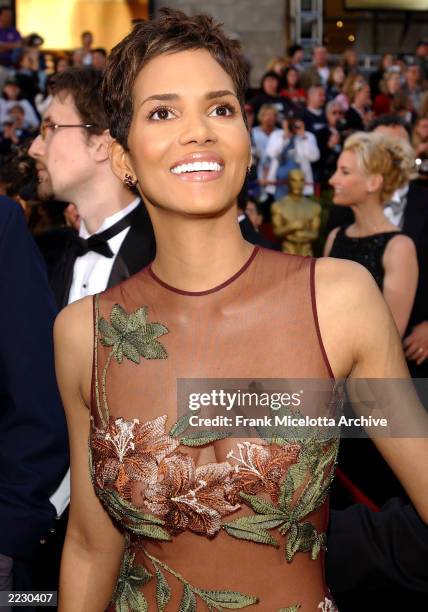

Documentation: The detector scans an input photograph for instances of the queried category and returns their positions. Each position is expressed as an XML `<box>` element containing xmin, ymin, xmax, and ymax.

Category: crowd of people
<box><xmin>0</xmin><ymin>6</ymin><xmax>428</xmax><ymax>612</ymax></box>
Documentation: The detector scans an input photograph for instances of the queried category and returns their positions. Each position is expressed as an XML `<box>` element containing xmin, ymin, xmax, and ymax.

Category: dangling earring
<box><xmin>123</xmin><ymin>173</ymin><xmax>137</xmax><ymax>189</ymax></box>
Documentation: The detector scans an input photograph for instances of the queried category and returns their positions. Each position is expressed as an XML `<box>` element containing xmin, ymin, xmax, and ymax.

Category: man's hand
<box><xmin>404</xmin><ymin>321</ymin><xmax>428</xmax><ymax>365</ymax></box>
<box><xmin>294</xmin><ymin>119</ymin><xmax>306</xmax><ymax>137</ymax></box>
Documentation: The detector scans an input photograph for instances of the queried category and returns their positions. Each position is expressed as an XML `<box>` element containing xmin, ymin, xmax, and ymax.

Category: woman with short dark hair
<box><xmin>55</xmin><ymin>9</ymin><xmax>428</xmax><ymax>611</ymax></box>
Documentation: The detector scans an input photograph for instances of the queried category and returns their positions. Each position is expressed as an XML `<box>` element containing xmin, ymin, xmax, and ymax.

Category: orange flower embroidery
<box><xmin>90</xmin><ymin>415</ymin><xmax>179</xmax><ymax>498</ymax></box>
<box><xmin>225</xmin><ymin>441</ymin><xmax>301</xmax><ymax>504</ymax></box>
<box><xmin>143</xmin><ymin>453</ymin><xmax>240</xmax><ymax>536</ymax></box>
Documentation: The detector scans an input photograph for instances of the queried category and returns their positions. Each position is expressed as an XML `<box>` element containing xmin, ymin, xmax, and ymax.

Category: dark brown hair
<box><xmin>50</xmin><ymin>67</ymin><xmax>108</xmax><ymax>135</ymax></box>
<box><xmin>103</xmin><ymin>8</ymin><xmax>248</xmax><ymax>149</ymax></box>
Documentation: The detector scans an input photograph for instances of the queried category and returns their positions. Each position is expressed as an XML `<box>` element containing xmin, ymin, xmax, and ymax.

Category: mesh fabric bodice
<box><xmin>90</xmin><ymin>247</ymin><xmax>340</xmax><ymax>611</ymax></box>
<box><xmin>329</xmin><ymin>226</ymin><xmax>400</xmax><ymax>289</ymax></box>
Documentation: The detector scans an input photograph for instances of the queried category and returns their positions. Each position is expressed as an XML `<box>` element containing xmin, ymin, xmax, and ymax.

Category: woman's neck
<box><xmin>349</xmin><ymin>196</ymin><xmax>397</xmax><ymax>236</ymax></box>
<box><xmin>148</xmin><ymin>205</ymin><xmax>254</xmax><ymax>292</ymax></box>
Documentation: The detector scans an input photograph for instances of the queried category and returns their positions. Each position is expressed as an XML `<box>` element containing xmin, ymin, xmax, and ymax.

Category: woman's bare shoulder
<box><xmin>54</xmin><ymin>296</ymin><xmax>95</xmax><ymax>405</ymax></box>
<box><xmin>54</xmin><ymin>295</ymin><xmax>94</xmax><ymax>347</ymax></box>
<box><xmin>314</xmin><ymin>256</ymin><xmax>394</xmax><ymax>377</ymax></box>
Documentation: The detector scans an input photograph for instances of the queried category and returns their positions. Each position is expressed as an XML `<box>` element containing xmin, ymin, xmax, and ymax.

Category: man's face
<box><xmin>28</xmin><ymin>94</ymin><xmax>96</xmax><ymax>202</ymax></box>
<box><xmin>313</xmin><ymin>47</ymin><xmax>327</xmax><ymax>67</ymax></box>
<box><xmin>406</xmin><ymin>65</ymin><xmax>420</xmax><ymax>84</ymax></box>
<box><xmin>82</xmin><ymin>33</ymin><xmax>93</xmax><ymax>47</ymax></box>
<box><xmin>263</xmin><ymin>76</ymin><xmax>279</xmax><ymax>96</ymax></box>
<box><xmin>416</xmin><ymin>119</ymin><xmax>428</xmax><ymax>141</ymax></box>
<box><xmin>0</xmin><ymin>9</ymin><xmax>12</xmax><ymax>28</ymax></box>
<box><xmin>9</xmin><ymin>107</ymin><xmax>24</xmax><ymax>127</ymax></box>
<box><xmin>92</xmin><ymin>51</ymin><xmax>106</xmax><ymax>71</ymax></box>
<box><xmin>374</xmin><ymin>124</ymin><xmax>409</xmax><ymax>143</ymax></box>
<box><xmin>327</xmin><ymin>105</ymin><xmax>343</xmax><ymax>127</ymax></box>
<box><xmin>309</xmin><ymin>87</ymin><xmax>326</xmax><ymax>109</ymax></box>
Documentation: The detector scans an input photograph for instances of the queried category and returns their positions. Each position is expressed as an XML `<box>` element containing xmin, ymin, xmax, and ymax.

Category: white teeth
<box><xmin>171</xmin><ymin>161</ymin><xmax>222</xmax><ymax>174</ymax></box>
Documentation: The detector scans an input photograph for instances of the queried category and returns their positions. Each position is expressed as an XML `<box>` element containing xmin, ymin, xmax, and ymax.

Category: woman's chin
<box><xmin>332</xmin><ymin>196</ymin><xmax>347</xmax><ymax>206</ymax></box>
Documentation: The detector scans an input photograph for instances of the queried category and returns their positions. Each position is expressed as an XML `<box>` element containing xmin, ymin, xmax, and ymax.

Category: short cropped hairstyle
<box><xmin>50</xmin><ymin>67</ymin><xmax>108</xmax><ymax>135</ymax></box>
<box><xmin>103</xmin><ymin>8</ymin><xmax>248</xmax><ymax>150</ymax></box>
<box><xmin>344</xmin><ymin>132</ymin><xmax>415</xmax><ymax>203</ymax></box>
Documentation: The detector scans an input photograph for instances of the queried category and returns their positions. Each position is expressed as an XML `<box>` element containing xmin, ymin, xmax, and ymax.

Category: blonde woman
<box><xmin>324</xmin><ymin>132</ymin><xmax>417</xmax><ymax>337</ymax></box>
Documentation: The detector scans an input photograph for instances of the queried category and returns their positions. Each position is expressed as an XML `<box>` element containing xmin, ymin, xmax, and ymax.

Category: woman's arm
<box><xmin>323</xmin><ymin>227</ymin><xmax>340</xmax><ymax>256</ymax></box>
<box><xmin>315</xmin><ymin>258</ymin><xmax>428</xmax><ymax>524</ymax></box>
<box><xmin>55</xmin><ymin>298</ymin><xmax>125</xmax><ymax>612</ymax></box>
<box><xmin>382</xmin><ymin>234</ymin><xmax>418</xmax><ymax>337</ymax></box>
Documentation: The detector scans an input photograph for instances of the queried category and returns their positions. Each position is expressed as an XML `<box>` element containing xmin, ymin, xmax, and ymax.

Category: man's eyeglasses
<box><xmin>40</xmin><ymin>123</ymin><xmax>95</xmax><ymax>140</ymax></box>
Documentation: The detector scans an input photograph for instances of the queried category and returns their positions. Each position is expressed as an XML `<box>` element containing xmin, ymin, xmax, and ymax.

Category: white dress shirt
<box><xmin>383</xmin><ymin>184</ymin><xmax>409</xmax><ymax>229</ymax></box>
<box><xmin>49</xmin><ymin>197</ymin><xmax>140</xmax><ymax>517</ymax></box>
<box><xmin>68</xmin><ymin>197</ymin><xmax>140</xmax><ymax>305</ymax></box>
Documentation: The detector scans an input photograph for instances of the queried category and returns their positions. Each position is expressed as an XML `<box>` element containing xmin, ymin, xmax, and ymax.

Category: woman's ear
<box><xmin>109</xmin><ymin>138</ymin><xmax>137</xmax><ymax>184</ymax></box>
<box><xmin>367</xmin><ymin>173</ymin><xmax>383</xmax><ymax>195</ymax></box>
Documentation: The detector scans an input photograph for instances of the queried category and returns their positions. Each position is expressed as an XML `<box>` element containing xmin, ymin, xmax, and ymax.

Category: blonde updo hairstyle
<box><xmin>343</xmin><ymin>132</ymin><xmax>415</xmax><ymax>204</ymax></box>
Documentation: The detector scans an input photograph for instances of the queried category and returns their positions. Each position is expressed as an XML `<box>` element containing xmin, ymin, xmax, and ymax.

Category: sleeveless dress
<box><xmin>329</xmin><ymin>226</ymin><xmax>401</xmax><ymax>289</ymax></box>
<box><xmin>90</xmin><ymin>246</ymin><xmax>342</xmax><ymax>611</ymax></box>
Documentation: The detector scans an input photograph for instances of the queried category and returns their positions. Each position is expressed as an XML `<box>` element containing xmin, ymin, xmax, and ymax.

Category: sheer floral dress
<box><xmin>89</xmin><ymin>246</ymin><xmax>341</xmax><ymax>611</ymax></box>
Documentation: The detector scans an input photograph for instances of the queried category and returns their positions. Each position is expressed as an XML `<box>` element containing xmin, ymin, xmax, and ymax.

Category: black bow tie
<box><xmin>70</xmin><ymin>203</ymin><xmax>141</xmax><ymax>259</ymax></box>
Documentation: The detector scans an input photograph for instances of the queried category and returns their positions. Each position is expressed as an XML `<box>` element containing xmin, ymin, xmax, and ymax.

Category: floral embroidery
<box><xmin>223</xmin><ymin>437</ymin><xmax>338</xmax><ymax>562</ymax></box>
<box><xmin>318</xmin><ymin>597</ymin><xmax>339</xmax><ymax>611</ymax></box>
<box><xmin>91</xmin><ymin>415</ymin><xmax>179</xmax><ymax>500</ymax></box>
<box><xmin>112</xmin><ymin>543</ymin><xmax>151</xmax><ymax>611</ymax></box>
<box><xmin>225</xmin><ymin>441</ymin><xmax>301</xmax><ymax>504</ymax></box>
<box><xmin>99</xmin><ymin>303</ymin><xmax>169</xmax><ymax>364</ymax></box>
<box><xmin>143</xmin><ymin>452</ymin><xmax>240</xmax><ymax>536</ymax></box>
<box><xmin>91</xmin><ymin>298</ymin><xmax>340</xmax><ymax>609</ymax></box>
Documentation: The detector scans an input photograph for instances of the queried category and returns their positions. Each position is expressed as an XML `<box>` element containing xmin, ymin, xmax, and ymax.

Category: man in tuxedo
<box><xmin>0</xmin><ymin>197</ymin><xmax>68</xmax><ymax>599</ymax></box>
<box><xmin>28</xmin><ymin>67</ymin><xmax>156</xmax><ymax>310</ymax></box>
<box><xmin>27</xmin><ymin>67</ymin><xmax>155</xmax><ymax>596</ymax></box>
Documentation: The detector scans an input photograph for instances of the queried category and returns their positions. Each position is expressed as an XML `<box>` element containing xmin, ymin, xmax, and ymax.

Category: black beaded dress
<box><xmin>329</xmin><ymin>226</ymin><xmax>400</xmax><ymax>289</ymax></box>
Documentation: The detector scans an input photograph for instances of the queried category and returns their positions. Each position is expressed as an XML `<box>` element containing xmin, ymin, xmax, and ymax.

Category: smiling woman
<box><xmin>54</xmin><ymin>8</ymin><xmax>428</xmax><ymax>612</ymax></box>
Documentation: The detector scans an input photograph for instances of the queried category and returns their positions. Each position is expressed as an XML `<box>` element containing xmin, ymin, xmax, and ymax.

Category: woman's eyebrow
<box><xmin>140</xmin><ymin>89</ymin><xmax>237</xmax><ymax>106</ymax></box>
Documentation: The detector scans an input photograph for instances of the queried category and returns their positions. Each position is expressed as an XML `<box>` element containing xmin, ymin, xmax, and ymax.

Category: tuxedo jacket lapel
<box><xmin>50</xmin><ymin>240</ymin><xmax>77</xmax><ymax>309</ymax></box>
<box><xmin>107</xmin><ymin>202</ymin><xmax>156</xmax><ymax>288</ymax></box>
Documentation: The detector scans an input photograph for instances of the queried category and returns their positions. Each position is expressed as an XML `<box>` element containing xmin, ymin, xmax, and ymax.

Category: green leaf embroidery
<box><xmin>115</xmin><ymin>585</ymin><xmax>148</xmax><ymax>612</ymax></box>
<box><xmin>155</xmin><ymin>567</ymin><xmax>171</xmax><ymax>611</ymax></box>
<box><xmin>113</xmin><ymin>546</ymin><xmax>151</xmax><ymax>612</ymax></box>
<box><xmin>196</xmin><ymin>589</ymin><xmax>258</xmax><ymax>610</ymax></box>
<box><xmin>169</xmin><ymin>413</ymin><xmax>193</xmax><ymax>438</ymax></box>
<box><xmin>179</xmin><ymin>431</ymin><xmax>231</xmax><ymax>446</ymax></box>
<box><xmin>95</xmin><ymin>488</ymin><xmax>171</xmax><ymax>541</ymax></box>
<box><xmin>285</xmin><ymin>522</ymin><xmax>326</xmax><ymax>562</ymax></box>
<box><xmin>239</xmin><ymin>493</ymin><xmax>284</xmax><ymax>516</ymax></box>
<box><xmin>278</xmin><ymin>606</ymin><xmax>302</xmax><ymax>612</ymax></box>
<box><xmin>99</xmin><ymin>304</ymin><xmax>168</xmax><ymax>365</ymax></box>
<box><xmin>223</xmin><ymin>515</ymin><xmax>281</xmax><ymax>547</ymax></box>
<box><xmin>179</xmin><ymin>584</ymin><xmax>197</xmax><ymax>612</ymax></box>
<box><xmin>144</xmin><ymin>549</ymin><xmax>258</xmax><ymax>610</ymax></box>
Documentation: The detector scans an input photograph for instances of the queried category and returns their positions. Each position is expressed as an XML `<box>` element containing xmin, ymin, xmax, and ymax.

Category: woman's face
<box><xmin>355</xmin><ymin>84</ymin><xmax>370</xmax><ymax>107</ymax></box>
<box><xmin>329</xmin><ymin>150</ymin><xmax>374</xmax><ymax>206</ymax></box>
<box><xmin>287</xmin><ymin>69</ymin><xmax>299</xmax><ymax>87</ymax></box>
<box><xmin>387</xmin><ymin>73</ymin><xmax>401</xmax><ymax>95</ymax></box>
<box><xmin>382</xmin><ymin>54</ymin><xmax>394</xmax><ymax>70</ymax></box>
<box><xmin>122</xmin><ymin>49</ymin><xmax>249</xmax><ymax>217</ymax></box>
<box><xmin>332</xmin><ymin>66</ymin><xmax>345</xmax><ymax>86</ymax></box>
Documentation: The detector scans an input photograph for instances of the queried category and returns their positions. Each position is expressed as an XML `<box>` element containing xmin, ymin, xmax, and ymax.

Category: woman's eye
<box><xmin>210</xmin><ymin>104</ymin><xmax>234</xmax><ymax>118</ymax></box>
<box><xmin>149</xmin><ymin>107</ymin><xmax>175</xmax><ymax>121</ymax></box>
